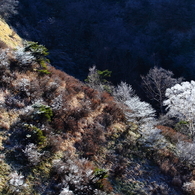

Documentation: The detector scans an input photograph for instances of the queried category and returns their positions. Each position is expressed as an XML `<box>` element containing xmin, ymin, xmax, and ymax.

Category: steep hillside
<box><xmin>0</xmin><ymin>23</ymin><xmax>195</xmax><ymax>195</ymax></box>
<box><xmin>0</xmin><ymin>18</ymin><xmax>22</xmax><ymax>48</ymax></box>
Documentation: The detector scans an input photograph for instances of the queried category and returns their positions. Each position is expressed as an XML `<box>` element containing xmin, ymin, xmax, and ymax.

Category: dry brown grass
<box><xmin>156</xmin><ymin>125</ymin><xmax>192</xmax><ymax>143</ymax></box>
<box><xmin>0</xmin><ymin>19</ymin><xmax>22</xmax><ymax>48</ymax></box>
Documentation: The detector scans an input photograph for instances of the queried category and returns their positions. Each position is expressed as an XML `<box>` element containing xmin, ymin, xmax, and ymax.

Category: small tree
<box><xmin>125</xmin><ymin>97</ymin><xmax>155</xmax><ymax>123</ymax></box>
<box><xmin>24</xmin><ymin>41</ymin><xmax>49</xmax><ymax>60</ymax></box>
<box><xmin>164</xmin><ymin>81</ymin><xmax>195</xmax><ymax>138</ymax></box>
<box><xmin>113</xmin><ymin>81</ymin><xmax>155</xmax><ymax>124</ymax></box>
<box><xmin>23</xmin><ymin>41</ymin><xmax>50</xmax><ymax>74</ymax></box>
<box><xmin>141</xmin><ymin>66</ymin><xmax>182</xmax><ymax>113</ymax></box>
<box><xmin>85</xmin><ymin>66</ymin><xmax>113</xmax><ymax>93</ymax></box>
<box><xmin>113</xmin><ymin>81</ymin><xmax>134</xmax><ymax>102</ymax></box>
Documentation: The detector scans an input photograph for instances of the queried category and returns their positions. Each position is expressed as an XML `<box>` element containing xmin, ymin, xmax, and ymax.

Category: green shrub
<box><xmin>97</xmin><ymin>69</ymin><xmax>112</xmax><ymax>83</ymax></box>
<box><xmin>93</xmin><ymin>168</ymin><xmax>108</xmax><ymax>179</ymax></box>
<box><xmin>24</xmin><ymin>41</ymin><xmax>51</xmax><ymax>75</ymax></box>
<box><xmin>92</xmin><ymin>168</ymin><xmax>109</xmax><ymax>189</ymax></box>
<box><xmin>33</xmin><ymin>104</ymin><xmax>53</xmax><ymax>122</ymax></box>
<box><xmin>24</xmin><ymin>41</ymin><xmax>49</xmax><ymax>59</ymax></box>
<box><xmin>85</xmin><ymin>66</ymin><xmax>113</xmax><ymax>93</ymax></box>
<box><xmin>24</xmin><ymin>124</ymin><xmax>46</xmax><ymax>146</ymax></box>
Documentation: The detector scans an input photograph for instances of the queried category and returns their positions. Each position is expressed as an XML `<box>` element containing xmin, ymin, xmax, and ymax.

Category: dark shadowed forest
<box><xmin>6</xmin><ymin>0</ymin><xmax>195</xmax><ymax>88</ymax></box>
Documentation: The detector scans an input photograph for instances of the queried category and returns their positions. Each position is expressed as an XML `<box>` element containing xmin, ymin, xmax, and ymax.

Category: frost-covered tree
<box><xmin>125</xmin><ymin>97</ymin><xmax>155</xmax><ymax>123</ymax></box>
<box><xmin>113</xmin><ymin>81</ymin><xmax>155</xmax><ymax>123</ymax></box>
<box><xmin>141</xmin><ymin>67</ymin><xmax>182</xmax><ymax>113</ymax></box>
<box><xmin>113</xmin><ymin>81</ymin><xmax>134</xmax><ymax>102</ymax></box>
<box><xmin>164</xmin><ymin>81</ymin><xmax>195</xmax><ymax>137</ymax></box>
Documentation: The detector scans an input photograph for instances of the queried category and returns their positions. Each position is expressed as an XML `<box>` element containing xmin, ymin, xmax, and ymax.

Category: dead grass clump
<box><xmin>103</xmin><ymin>102</ymin><xmax>125</xmax><ymax>122</ymax></box>
<box><xmin>83</xmin><ymin>85</ymin><xmax>99</xmax><ymax>100</ymax></box>
<box><xmin>101</xmin><ymin>91</ymin><xmax>114</xmax><ymax>103</ymax></box>
<box><xmin>159</xmin><ymin>160</ymin><xmax>177</xmax><ymax>176</ymax></box>
<box><xmin>28</xmin><ymin>79</ymin><xmax>42</xmax><ymax>102</ymax></box>
<box><xmin>47</xmin><ymin>134</ymin><xmax>65</xmax><ymax>152</ymax></box>
<box><xmin>152</xmin><ymin>148</ymin><xmax>195</xmax><ymax>189</ymax></box>
<box><xmin>66</xmin><ymin>81</ymin><xmax>83</xmax><ymax>95</ymax></box>
<box><xmin>94</xmin><ymin>113</ymin><xmax>113</xmax><ymax>128</ymax></box>
<box><xmin>49</xmin><ymin>66</ymin><xmax>69</xmax><ymax>81</ymax></box>
<box><xmin>75</xmin><ymin>123</ymin><xmax>106</xmax><ymax>159</ymax></box>
<box><xmin>52</xmin><ymin>117</ymin><xmax>65</xmax><ymax>132</ymax></box>
<box><xmin>90</xmin><ymin>98</ymin><xmax>101</xmax><ymax>110</ymax></box>
<box><xmin>157</xmin><ymin>125</ymin><xmax>192</xmax><ymax>143</ymax></box>
<box><xmin>63</xmin><ymin>116</ymin><xmax>78</xmax><ymax>132</ymax></box>
<box><xmin>0</xmin><ymin>40</ymin><xmax>8</xmax><ymax>49</ymax></box>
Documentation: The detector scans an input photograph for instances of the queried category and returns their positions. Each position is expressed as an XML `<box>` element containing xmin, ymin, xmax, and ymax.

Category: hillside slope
<box><xmin>0</xmin><ymin>19</ymin><xmax>22</xmax><ymax>48</ymax></box>
<box><xmin>0</xmin><ymin>23</ymin><xmax>194</xmax><ymax>195</ymax></box>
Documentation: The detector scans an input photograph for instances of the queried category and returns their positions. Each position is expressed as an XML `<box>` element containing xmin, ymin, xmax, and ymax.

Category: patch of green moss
<box><xmin>31</xmin><ymin>160</ymin><xmax>51</xmax><ymax>180</ymax></box>
<box><xmin>92</xmin><ymin>167</ymin><xmax>110</xmax><ymax>190</ymax></box>
<box><xmin>33</xmin><ymin>104</ymin><xmax>53</xmax><ymax>122</ymax></box>
<box><xmin>37</xmin><ymin>69</ymin><xmax>50</xmax><ymax>75</ymax></box>
<box><xmin>94</xmin><ymin>168</ymin><xmax>108</xmax><ymax>179</ymax></box>
<box><xmin>24</xmin><ymin>124</ymin><xmax>46</xmax><ymax>146</ymax></box>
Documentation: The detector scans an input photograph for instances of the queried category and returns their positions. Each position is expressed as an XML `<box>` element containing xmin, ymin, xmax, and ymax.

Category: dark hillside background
<box><xmin>8</xmin><ymin>0</ymin><xmax>195</xmax><ymax>88</ymax></box>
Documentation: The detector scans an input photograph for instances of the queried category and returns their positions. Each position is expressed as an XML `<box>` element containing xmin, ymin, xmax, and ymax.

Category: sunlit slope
<box><xmin>0</xmin><ymin>19</ymin><xmax>22</xmax><ymax>48</ymax></box>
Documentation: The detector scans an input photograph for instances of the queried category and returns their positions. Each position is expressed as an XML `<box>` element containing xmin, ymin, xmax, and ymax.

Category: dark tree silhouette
<box><xmin>141</xmin><ymin>67</ymin><xmax>183</xmax><ymax>113</ymax></box>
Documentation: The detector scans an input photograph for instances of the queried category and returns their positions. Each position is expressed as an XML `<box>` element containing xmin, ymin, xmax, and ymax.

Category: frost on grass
<box><xmin>52</xmin><ymin>154</ymin><xmax>108</xmax><ymax>194</ymax></box>
<box><xmin>0</xmin><ymin>49</ymin><xmax>10</xmax><ymax>70</ymax></box>
<box><xmin>183</xmin><ymin>180</ymin><xmax>195</xmax><ymax>192</ymax></box>
<box><xmin>50</xmin><ymin>94</ymin><xmax>63</xmax><ymax>111</ymax></box>
<box><xmin>8</xmin><ymin>171</ymin><xmax>27</xmax><ymax>193</ymax></box>
<box><xmin>59</xmin><ymin>187</ymin><xmax>74</xmax><ymax>195</ymax></box>
<box><xmin>52</xmin><ymin>157</ymin><xmax>93</xmax><ymax>188</ymax></box>
<box><xmin>13</xmin><ymin>47</ymin><xmax>35</xmax><ymax>66</ymax></box>
<box><xmin>138</xmin><ymin>122</ymin><xmax>173</xmax><ymax>150</ymax></box>
<box><xmin>13</xmin><ymin>78</ymin><xmax>31</xmax><ymax>93</ymax></box>
<box><xmin>23</xmin><ymin>143</ymin><xmax>43</xmax><ymax>165</ymax></box>
<box><xmin>175</xmin><ymin>140</ymin><xmax>195</xmax><ymax>166</ymax></box>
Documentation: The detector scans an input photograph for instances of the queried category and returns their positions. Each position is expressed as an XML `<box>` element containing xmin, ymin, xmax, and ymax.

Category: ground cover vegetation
<box><xmin>0</xmin><ymin>39</ymin><xmax>193</xmax><ymax>194</ymax></box>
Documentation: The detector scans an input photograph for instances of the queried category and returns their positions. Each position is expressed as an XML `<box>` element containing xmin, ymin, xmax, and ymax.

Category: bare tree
<box><xmin>141</xmin><ymin>66</ymin><xmax>182</xmax><ymax>113</ymax></box>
